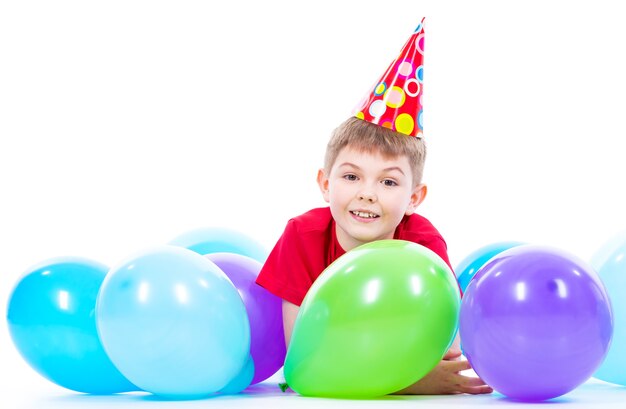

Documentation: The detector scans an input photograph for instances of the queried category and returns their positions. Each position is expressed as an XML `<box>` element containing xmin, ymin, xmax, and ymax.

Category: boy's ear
<box><xmin>406</xmin><ymin>183</ymin><xmax>427</xmax><ymax>215</ymax></box>
<box><xmin>317</xmin><ymin>168</ymin><xmax>330</xmax><ymax>203</ymax></box>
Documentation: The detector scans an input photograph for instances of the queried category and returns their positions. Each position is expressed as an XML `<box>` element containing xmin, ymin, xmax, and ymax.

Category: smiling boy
<box><xmin>256</xmin><ymin>118</ymin><xmax>491</xmax><ymax>395</ymax></box>
<box><xmin>255</xmin><ymin>19</ymin><xmax>492</xmax><ymax>395</ymax></box>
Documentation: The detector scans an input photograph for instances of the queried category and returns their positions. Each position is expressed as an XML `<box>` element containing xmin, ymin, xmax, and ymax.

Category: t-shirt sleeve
<box><xmin>426</xmin><ymin>236</ymin><xmax>463</xmax><ymax>296</ymax></box>
<box><xmin>426</xmin><ymin>236</ymin><xmax>453</xmax><ymax>271</ymax></box>
<box><xmin>398</xmin><ymin>215</ymin><xmax>461</xmax><ymax>295</ymax></box>
<box><xmin>255</xmin><ymin>219</ymin><xmax>313</xmax><ymax>306</ymax></box>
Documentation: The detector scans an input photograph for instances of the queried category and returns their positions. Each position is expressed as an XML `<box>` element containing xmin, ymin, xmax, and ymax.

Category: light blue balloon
<box><xmin>219</xmin><ymin>355</ymin><xmax>254</xmax><ymax>394</ymax></box>
<box><xmin>455</xmin><ymin>241</ymin><xmax>525</xmax><ymax>293</ymax></box>
<box><xmin>592</xmin><ymin>232</ymin><xmax>626</xmax><ymax>385</ymax></box>
<box><xmin>169</xmin><ymin>227</ymin><xmax>268</xmax><ymax>263</ymax></box>
<box><xmin>6</xmin><ymin>257</ymin><xmax>136</xmax><ymax>394</ymax></box>
<box><xmin>591</xmin><ymin>230</ymin><xmax>626</xmax><ymax>271</ymax></box>
<box><xmin>96</xmin><ymin>245</ymin><xmax>250</xmax><ymax>399</ymax></box>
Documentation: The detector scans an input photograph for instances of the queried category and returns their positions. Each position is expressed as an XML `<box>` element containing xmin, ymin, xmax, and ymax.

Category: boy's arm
<box><xmin>282</xmin><ymin>300</ymin><xmax>300</xmax><ymax>347</ymax></box>
<box><xmin>449</xmin><ymin>332</ymin><xmax>462</xmax><ymax>358</ymax></box>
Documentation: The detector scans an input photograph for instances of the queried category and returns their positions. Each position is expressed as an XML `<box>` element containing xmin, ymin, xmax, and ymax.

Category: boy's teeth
<box><xmin>352</xmin><ymin>211</ymin><xmax>377</xmax><ymax>218</ymax></box>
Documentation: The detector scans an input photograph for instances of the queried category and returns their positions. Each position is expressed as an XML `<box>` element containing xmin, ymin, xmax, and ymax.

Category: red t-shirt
<box><xmin>256</xmin><ymin>207</ymin><xmax>454</xmax><ymax>306</ymax></box>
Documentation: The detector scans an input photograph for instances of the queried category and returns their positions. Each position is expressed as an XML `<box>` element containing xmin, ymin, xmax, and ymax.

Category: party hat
<box><xmin>354</xmin><ymin>18</ymin><xmax>425</xmax><ymax>138</ymax></box>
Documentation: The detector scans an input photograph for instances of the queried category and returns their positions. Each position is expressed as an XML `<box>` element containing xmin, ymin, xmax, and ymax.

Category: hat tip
<box><xmin>415</xmin><ymin>17</ymin><xmax>426</xmax><ymax>33</ymax></box>
<box><xmin>350</xmin><ymin>18</ymin><xmax>426</xmax><ymax>139</ymax></box>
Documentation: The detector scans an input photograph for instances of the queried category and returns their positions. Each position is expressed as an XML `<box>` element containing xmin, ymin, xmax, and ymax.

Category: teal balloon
<box><xmin>592</xmin><ymin>231</ymin><xmax>626</xmax><ymax>385</ymax></box>
<box><xmin>96</xmin><ymin>245</ymin><xmax>250</xmax><ymax>398</ymax></box>
<box><xmin>169</xmin><ymin>227</ymin><xmax>268</xmax><ymax>263</ymax></box>
<box><xmin>455</xmin><ymin>241</ymin><xmax>525</xmax><ymax>292</ymax></box>
<box><xmin>7</xmin><ymin>257</ymin><xmax>136</xmax><ymax>394</ymax></box>
<box><xmin>219</xmin><ymin>355</ymin><xmax>254</xmax><ymax>394</ymax></box>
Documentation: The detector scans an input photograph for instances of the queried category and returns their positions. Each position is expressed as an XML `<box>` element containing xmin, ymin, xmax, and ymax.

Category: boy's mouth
<box><xmin>350</xmin><ymin>210</ymin><xmax>380</xmax><ymax>219</ymax></box>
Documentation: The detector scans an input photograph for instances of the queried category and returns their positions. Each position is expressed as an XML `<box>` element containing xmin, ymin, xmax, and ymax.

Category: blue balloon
<box><xmin>592</xmin><ymin>231</ymin><xmax>626</xmax><ymax>385</ymax></box>
<box><xmin>455</xmin><ymin>241</ymin><xmax>525</xmax><ymax>292</ymax></box>
<box><xmin>219</xmin><ymin>355</ymin><xmax>254</xmax><ymax>394</ymax></box>
<box><xmin>169</xmin><ymin>227</ymin><xmax>268</xmax><ymax>263</ymax></box>
<box><xmin>6</xmin><ymin>257</ymin><xmax>136</xmax><ymax>394</ymax></box>
<box><xmin>96</xmin><ymin>245</ymin><xmax>250</xmax><ymax>399</ymax></box>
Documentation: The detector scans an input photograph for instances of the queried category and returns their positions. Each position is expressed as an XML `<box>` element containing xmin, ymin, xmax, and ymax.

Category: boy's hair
<box><xmin>324</xmin><ymin>117</ymin><xmax>427</xmax><ymax>186</ymax></box>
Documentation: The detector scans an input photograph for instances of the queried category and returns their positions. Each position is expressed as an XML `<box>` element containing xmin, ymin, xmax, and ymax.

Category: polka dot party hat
<box><xmin>354</xmin><ymin>18</ymin><xmax>425</xmax><ymax>138</ymax></box>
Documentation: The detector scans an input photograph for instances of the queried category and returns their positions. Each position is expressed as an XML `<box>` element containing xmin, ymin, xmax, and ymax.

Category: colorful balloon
<box><xmin>206</xmin><ymin>253</ymin><xmax>285</xmax><ymax>385</ymax></box>
<box><xmin>169</xmin><ymin>227</ymin><xmax>268</xmax><ymax>263</ymax></box>
<box><xmin>455</xmin><ymin>241</ymin><xmax>524</xmax><ymax>293</ymax></box>
<box><xmin>7</xmin><ymin>257</ymin><xmax>136</xmax><ymax>394</ymax></box>
<box><xmin>591</xmin><ymin>231</ymin><xmax>626</xmax><ymax>385</ymax></box>
<box><xmin>284</xmin><ymin>240</ymin><xmax>461</xmax><ymax>398</ymax></box>
<box><xmin>96</xmin><ymin>245</ymin><xmax>250</xmax><ymax>399</ymax></box>
<box><xmin>460</xmin><ymin>245</ymin><xmax>613</xmax><ymax>401</ymax></box>
<box><xmin>219</xmin><ymin>355</ymin><xmax>255</xmax><ymax>394</ymax></box>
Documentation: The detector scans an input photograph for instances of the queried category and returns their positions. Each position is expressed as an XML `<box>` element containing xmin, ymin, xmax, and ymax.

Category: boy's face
<box><xmin>317</xmin><ymin>146</ymin><xmax>427</xmax><ymax>252</ymax></box>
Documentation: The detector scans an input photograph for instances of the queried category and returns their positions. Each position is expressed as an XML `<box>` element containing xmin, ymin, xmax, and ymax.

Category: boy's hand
<box><xmin>393</xmin><ymin>349</ymin><xmax>493</xmax><ymax>395</ymax></box>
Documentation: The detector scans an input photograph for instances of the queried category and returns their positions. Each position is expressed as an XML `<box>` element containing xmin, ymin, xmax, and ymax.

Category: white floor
<box><xmin>7</xmin><ymin>380</ymin><xmax>626</xmax><ymax>409</ymax></box>
<box><xmin>5</xmin><ymin>357</ymin><xmax>626</xmax><ymax>409</ymax></box>
<box><xmin>2</xmin><ymin>318</ymin><xmax>625</xmax><ymax>409</ymax></box>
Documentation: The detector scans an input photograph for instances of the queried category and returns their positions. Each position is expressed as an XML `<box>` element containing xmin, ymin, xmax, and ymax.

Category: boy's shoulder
<box><xmin>398</xmin><ymin>213</ymin><xmax>445</xmax><ymax>240</ymax></box>
<box><xmin>287</xmin><ymin>207</ymin><xmax>334</xmax><ymax>234</ymax></box>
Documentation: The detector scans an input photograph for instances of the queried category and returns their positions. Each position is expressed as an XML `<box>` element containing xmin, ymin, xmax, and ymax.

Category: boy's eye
<box><xmin>344</xmin><ymin>174</ymin><xmax>358</xmax><ymax>181</ymax></box>
<box><xmin>382</xmin><ymin>179</ymin><xmax>397</xmax><ymax>187</ymax></box>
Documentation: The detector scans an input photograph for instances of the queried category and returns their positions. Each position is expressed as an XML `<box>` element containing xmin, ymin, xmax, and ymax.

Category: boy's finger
<box><xmin>444</xmin><ymin>359</ymin><xmax>471</xmax><ymax>372</ymax></box>
<box><xmin>458</xmin><ymin>385</ymin><xmax>494</xmax><ymax>395</ymax></box>
<box><xmin>443</xmin><ymin>348</ymin><xmax>462</xmax><ymax>360</ymax></box>
<box><xmin>457</xmin><ymin>376</ymin><xmax>490</xmax><ymax>388</ymax></box>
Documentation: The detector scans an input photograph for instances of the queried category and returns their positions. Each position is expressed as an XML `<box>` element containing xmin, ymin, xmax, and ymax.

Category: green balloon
<box><xmin>284</xmin><ymin>240</ymin><xmax>461</xmax><ymax>398</ymax></box>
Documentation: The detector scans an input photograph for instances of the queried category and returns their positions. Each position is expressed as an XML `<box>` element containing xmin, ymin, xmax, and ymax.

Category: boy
<box><xmin>256</xmin><ymin>19</ymin><xmax>492</xmax><ymax>395</ymax></box>
<box><xmin>256</xmin><ymin>117</ymin><xmax>491</xmax><ymax>395</ymax></box>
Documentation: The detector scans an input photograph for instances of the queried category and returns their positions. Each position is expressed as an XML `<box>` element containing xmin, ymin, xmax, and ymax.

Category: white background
<box><xmin>2</xmin><ymin>0</ymin><xmax>626</xmax><ymax>407</ymax></box>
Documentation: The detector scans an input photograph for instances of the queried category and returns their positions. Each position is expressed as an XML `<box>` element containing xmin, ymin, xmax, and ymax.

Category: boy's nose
<box><xmin>357</xmin><ymin>191</ymin><xmax>377</xmax><ymax>203</ymax></box>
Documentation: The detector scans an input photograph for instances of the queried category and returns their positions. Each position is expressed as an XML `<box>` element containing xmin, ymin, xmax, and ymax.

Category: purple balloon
<box><xmin>460</xmin><ymin>245</ymin><xmax>613</xmax><ymax>401</ymax></box>
<box><xmin>207</xmin><ymin>253</ymin><xmax>285</xmax><ymax>385</ymax></box>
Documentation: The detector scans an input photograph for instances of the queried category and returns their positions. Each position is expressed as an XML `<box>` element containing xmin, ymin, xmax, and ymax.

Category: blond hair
<box><xmin>324</xmin><ymin>117</ymin><xmax>426</xmax><ymax>186</ymax></box>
